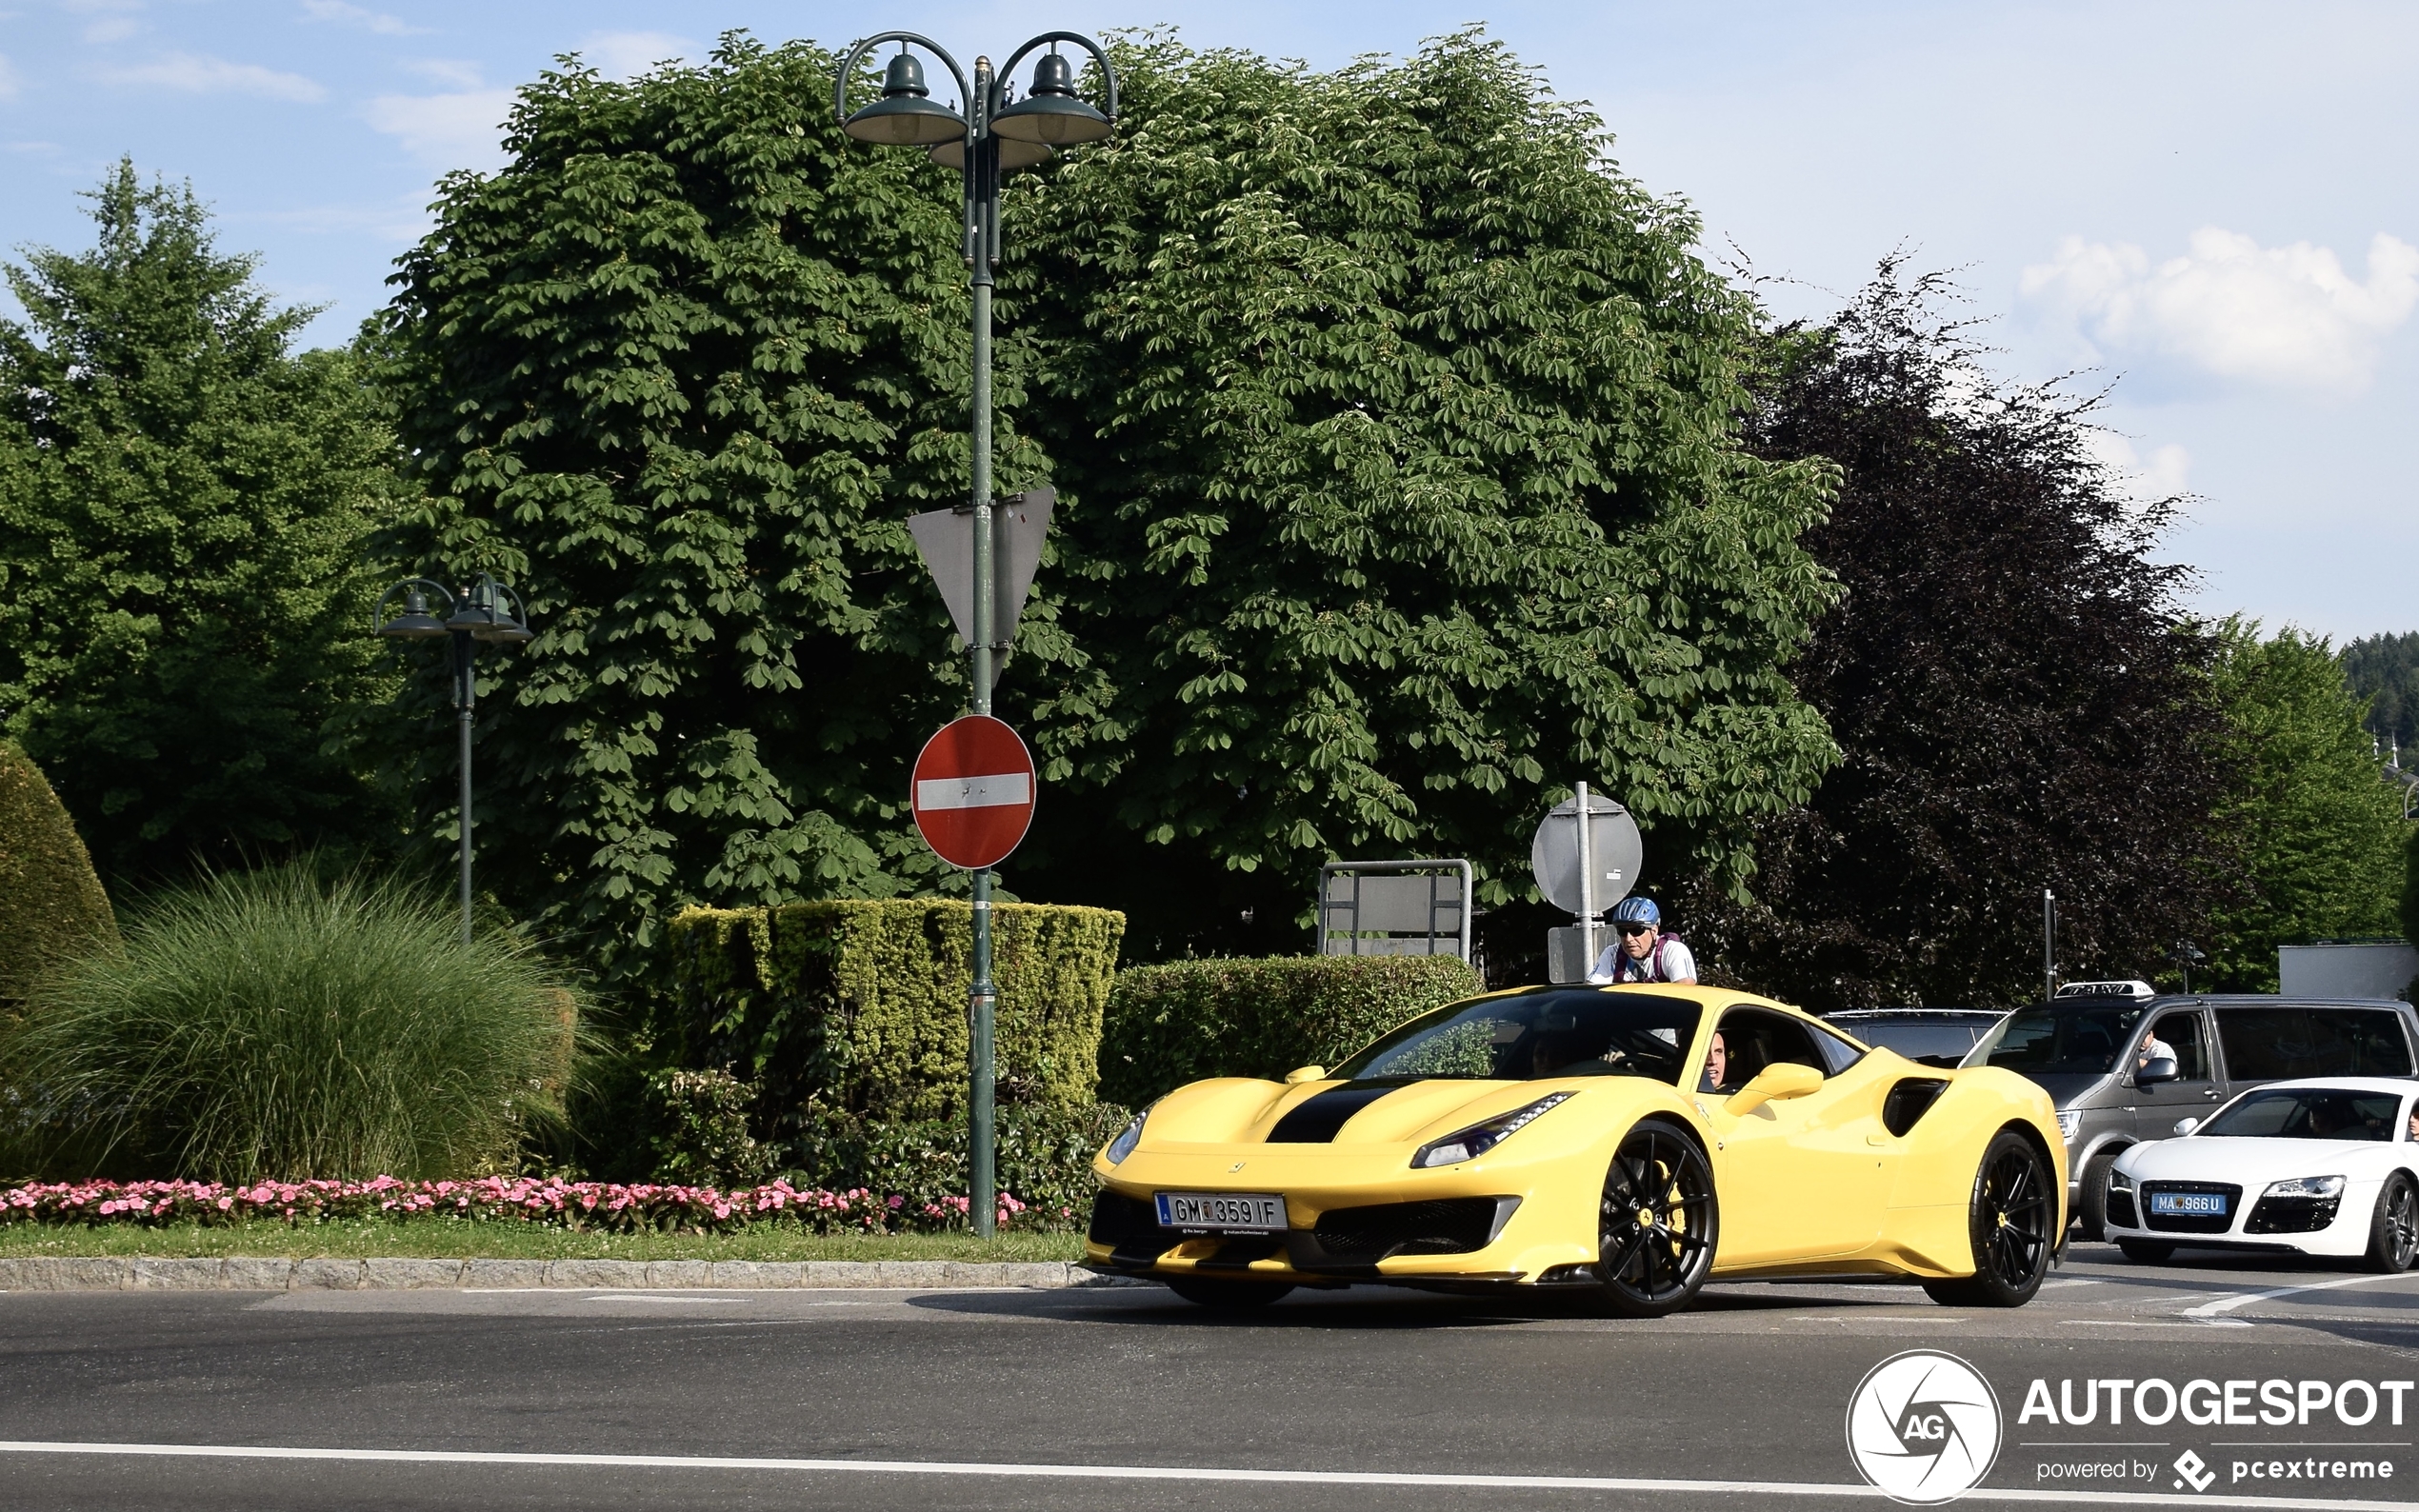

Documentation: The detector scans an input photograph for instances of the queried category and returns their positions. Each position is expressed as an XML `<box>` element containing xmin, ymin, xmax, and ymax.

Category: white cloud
<box><xmin>2085</xmin><ymin>431</ymin><xmax>2191</xmax><ymax>503</ymax></box>
<box><xmin>83</xmin><ymin>18</ymin><xmax>140</xmax><ymax>42</ymax></box>
<box><xmin>299</xmin><ymin>1</ymin><xmax>421</xmax><ymax>36</ymax></box>
<box><xmin>96</xmin><ymin>52</ymin><xmax>328</xmax><ymax>103</ymax></box>
<box><xmin>578</xmin><ymin>30</ymin><xmax>698</xmax><ymax>80</ymax></box>
<box><xmin>2022</xmin><ymin>228</ymin><xmax>2419</xmax><ymax>396</ymax></box>
<box><xmin>364</xmin><ymin>88</ymin><xmax>515</xmax><ymax>169</ymax></box>
<box><xmin>0</xmin><ymin>52</ymin><xmax>17</xmax><ymax>99</ymax></box>
<box><xmin>403</xmin><ymin>58</ymin><xmax>484</xmax><ymax>90</ymax></box>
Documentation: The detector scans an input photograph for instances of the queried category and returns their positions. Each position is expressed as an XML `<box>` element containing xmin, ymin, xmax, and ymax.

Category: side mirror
<box><xmin>2173</xmin><ymin>1117</ymin><xmax>2200</xmax><ymax>1136</ymax></box>
<box><xmin>2137</xmin><ymin>1056</ymin><xmax>2179</xmax><ymax>1085</ymax></box>
<box><xmin>1284</xmin><ymin>1065</ymin><xmax>1328</xmax><ymax>1084</ymax></box>
<box><xmin>1725</xmin><ymin>1062</ymin><xmax>1824</xmax><ymax>1116</ymax></box>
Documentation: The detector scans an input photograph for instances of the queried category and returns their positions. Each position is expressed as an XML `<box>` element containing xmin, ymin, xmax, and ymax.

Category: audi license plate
<box><xmin>1155</xmin><ymin>1191</ymin><xmax>1287</xmax><ymax>1233</ymax></box>
<box><xmin>2149</xmin><ymin>1191</ymin><xmax>2229</xmax><ymax>1217</ymax></box>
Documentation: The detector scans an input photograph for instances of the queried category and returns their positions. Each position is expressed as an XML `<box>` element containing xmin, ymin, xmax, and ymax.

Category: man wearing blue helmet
<box><xmin>1587</xmin><ymin>896</ymin><xmax>1697</xmax><ymax>985</ymax></box>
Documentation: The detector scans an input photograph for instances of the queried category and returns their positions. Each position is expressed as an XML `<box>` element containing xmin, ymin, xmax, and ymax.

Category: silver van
<box><xmin>1961</xmin><ymin>986</ymin><xmax>2419</xmax><ymax>1240</ymax></box>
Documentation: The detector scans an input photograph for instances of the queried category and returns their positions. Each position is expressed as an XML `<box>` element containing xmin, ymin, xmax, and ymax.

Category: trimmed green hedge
<box><xmin>663</xmin><ymin>901</ymin><xmax>1126</xmax><ymax>1127</ymax></box>
<box><xmin>1098</xmin><ymin>955</ymin><xmax>1485</xmax><ymax>1106</ymax></box>
<box><xmin>0</xmin><ymin>743</ymin><xmax>116</xmax><ymax>1015</ymax></box>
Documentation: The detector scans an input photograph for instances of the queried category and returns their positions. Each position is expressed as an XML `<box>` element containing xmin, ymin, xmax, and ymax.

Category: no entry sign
<box><xmin>910</xmin><ymin>715</ymin><xmax>1037</xmax><ymax>870</ymax></box>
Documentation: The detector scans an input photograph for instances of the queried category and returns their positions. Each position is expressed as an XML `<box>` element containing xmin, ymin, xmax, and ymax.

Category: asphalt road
<box><xmin>6</xmin><ymin>1243</ymin><xmax>2419</xmax><ymax>1511</ymax></box>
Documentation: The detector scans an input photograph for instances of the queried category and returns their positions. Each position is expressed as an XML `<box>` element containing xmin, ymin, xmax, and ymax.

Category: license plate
<box><xmin>1155</xmin><ymin>1191</ymin><xmax>1287</xmax><ymax>1232</ymax></box>
<box><xmin>2150</xmin><ymin>1191</ymin><xmax>2229</xmax><ymax>1217</ymax></box>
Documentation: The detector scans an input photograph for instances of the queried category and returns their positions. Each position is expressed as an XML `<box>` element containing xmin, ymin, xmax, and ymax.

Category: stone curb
<box><xmin>0</xmin><ymin>1258</ymin><xmax>1138</xmax><ymax>1293</ymax></box>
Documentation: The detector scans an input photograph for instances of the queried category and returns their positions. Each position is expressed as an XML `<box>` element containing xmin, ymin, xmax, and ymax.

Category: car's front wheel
<box><xmin>2075</xmin><ymin>1146</ymin><xmax>2122</xmax><ymax>1242</ymax></box>
<box><xmin>1165</xmin><ymin>1277</ymin><xmax>1294</xmax><ymax>1309</ymax></box>
<box><xmin>1922</xmin><ymin>1130</ymin><xmax>2056</xmax><ymax>1307</ymax></box>
<box><xmin>2365</xmin><ymin>1174</ymin><xmax>2418</xmax><ymax>1274</ymax></box>
<box><xmin>1595</xmin><ymin>1117</ymin><xmax>1718</xmax><ymax>1319</ymax></box>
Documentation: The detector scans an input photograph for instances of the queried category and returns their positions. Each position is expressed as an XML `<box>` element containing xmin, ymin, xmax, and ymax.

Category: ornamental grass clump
<box><xmin>0</xmin><ymin>864</ymin><xmax>585</xmax><ymax>1182</ymax></box>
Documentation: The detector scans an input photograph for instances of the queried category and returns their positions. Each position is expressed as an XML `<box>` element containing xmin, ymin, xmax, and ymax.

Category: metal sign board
<box><xmin>906</xmin><ymin>487</ymin><xmax>1054</xmax><ymax>647</ymax></box>
<box><xmin>1529</xmin><ymin>792</ymin><xmax>1641</xmax><ymax>917</ymax></box>
<box><xmin>1317</xmin><ymin>860</ymin><xmax>1471</xmax><ymax>961</ymax></box>
<box><xmin>910</xmin><ymin>715</ymin><xmax>1037</xmax><ymax>870</ymax></box>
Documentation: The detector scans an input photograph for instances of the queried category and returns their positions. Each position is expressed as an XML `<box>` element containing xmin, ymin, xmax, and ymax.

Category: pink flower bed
<box><xmin>0</xmin><ymin>1176</ymin><xmax>1065</xmax><ymax>1234</ymax></box>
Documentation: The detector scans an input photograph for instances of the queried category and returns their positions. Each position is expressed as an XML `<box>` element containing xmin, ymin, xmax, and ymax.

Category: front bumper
<box><xmin>1087</xmin><ymin>1142</ymin><xmax>1604</xmax><ymax>1288</ymax></box>
<box><xmin>2104</xmin><ymin>1176</ymin><xmax>2378</xmax><ymax>1258</ymax></box>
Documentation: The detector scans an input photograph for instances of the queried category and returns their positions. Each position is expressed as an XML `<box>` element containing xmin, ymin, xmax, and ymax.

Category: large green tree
<box><xmin>1005</xmin><ymin>33</ymin><xmax>1842</xmax><ymax>955</ymax></box>
<box><xmin>2343</xmin><ymin>630</ymin><xmax>2419</xmax><ymax>748</ymax></box>
<box><xmin>2204</xmin><ymin>619</ymin><xmax>2408</xmax><ymax>991</ymax></box>
<box><xmin>1687</xmin><ymin>268</ymin><xmax>2233</xmax><ymax>1009</ymax></box>
<box><xmin>379</xmin><ymin>38</ymin><xmax>1056</xmax><ymax>976</ymax></box>
<box><xmin>382</xmin><ymin>31</ymin><xmax>1843</xmax><ymax>972</ymax></box>
<box><xmin>0</xmin><ymin>163</ymin><xmax>405</xmax><ymax>885</ymax></box>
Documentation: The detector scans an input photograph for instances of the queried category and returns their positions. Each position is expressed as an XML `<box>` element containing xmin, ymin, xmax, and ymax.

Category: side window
<box><xmin>2216</xmin><ymin>1007</ymin><xmax>2308</xmax><ymax>1082</ymax></box>
<box><xmin>1707</xmin><ymin>1008</ymin><xmax>1826</xmax><ymax>1093</ymax></box>
<box><xmin>2308</xmin><ymin>1008</ymin><xmax>2414</xmax><ymax>1076</ymax></box>
<box><xmin>1810</xmin><ymin>1023</ymin><xmax>1868</xmax><ymax>1075</ymax></box>
<box><xmin>2144</xmin><ymin>1011</ymin><xmax>2209</xmax><ymax>1082</ymax></box>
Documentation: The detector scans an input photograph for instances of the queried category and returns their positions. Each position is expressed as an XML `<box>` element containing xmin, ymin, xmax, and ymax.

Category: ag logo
<box><xmin>1845</xmin><ymin>1350</ymin><xmax>2003</xmax><ymax>1504</ymax></box>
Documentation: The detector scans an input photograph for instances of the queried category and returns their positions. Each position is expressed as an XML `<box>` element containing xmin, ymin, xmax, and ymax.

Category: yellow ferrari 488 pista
<box><xmin>1087</xmin><ymin>985</ymin><xmax>2065</xmax><ymax>1314</ymax></box>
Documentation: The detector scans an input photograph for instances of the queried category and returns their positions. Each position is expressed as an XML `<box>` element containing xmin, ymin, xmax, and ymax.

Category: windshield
<box><xmin>1967</xmin><ymin>1005</ymin><xmax>2145</xmax><ymax>1076</ymax></box>
<box><xmin>2201</xmin><ymin>1088</ymin><xmax>2404</xmax><ymax>1142</ymax></box>
<box><xmin>1329</xmin><ymin>990</ymin><xmax>1701</xmax><ymax>1084</ymax></box>
<box><xmin>1844</xmin><ymin>1021</ymin><xmax>1989</xmax><ymax>1069</ymax></box>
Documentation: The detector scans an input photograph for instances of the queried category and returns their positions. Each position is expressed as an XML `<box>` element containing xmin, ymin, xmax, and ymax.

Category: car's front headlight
<box><xmin>2263</xmin><ymin>1175</ymin><xmax>2346</xmax><ymax>1199</ymax></box>
<box><xmin>2108</xmin><ymin>1166</ymin><xmax>2134</xmax><ymax>1192</ymax></box>
<box><xmin>1104</xmin><ymin>1104</ymin><xmax>1153</xmax><ymax>1165</ymax></box>
<box><xmin>1411</xmin><ymin>1093</ymin><xmax>1572</xmax><ymax>1169</ymax></box>
<box><xmin>2056</xmin><ymin>1109</ymin><xmax>2083</xmax><ymax>1143</ymax></box>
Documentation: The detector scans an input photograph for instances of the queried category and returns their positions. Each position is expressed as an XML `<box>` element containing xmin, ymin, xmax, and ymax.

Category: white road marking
<box><xmin>915</xmin><ymin>772</ymin><xmax>1030</xmax><ymax>810</ymax></box>
<box><xmin>2184</xmin><ymin>1272</ymin><xmax>2419</xmax><ymax>1320</ymax></box>
<box><xmin>2040</xmin><ymin>1278</ymin><xmax>2105</xmax><ymax>1288</ymax></box>
<box><xmin>0</xmin><ymin>1442</ymin><xmax>2411</xmax><ymax>1509</ymax></box>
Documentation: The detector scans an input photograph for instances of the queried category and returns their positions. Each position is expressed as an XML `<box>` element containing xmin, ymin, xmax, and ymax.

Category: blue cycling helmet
<box><xmin>1610</xmin><ymin>896</ymin><xmax>1660</xmax><ymax>927</ymax></box>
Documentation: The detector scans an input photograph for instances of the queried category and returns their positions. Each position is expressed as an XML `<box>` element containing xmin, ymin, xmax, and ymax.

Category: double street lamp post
<box><xmin>375</xmin><ymin>575</ymin><xmax>534</xmax><ymax>944</ymax></box>
<box><xmin>836</xmin><ymin>31</ymin><xmax>1116</xmax><ymax>1238</ymax></box>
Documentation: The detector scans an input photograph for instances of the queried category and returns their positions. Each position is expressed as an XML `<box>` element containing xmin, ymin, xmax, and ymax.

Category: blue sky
<box><xmin>2</xmin><ymin>1</ymin><xmax>2412</xmax><ymax>639</ymax></box>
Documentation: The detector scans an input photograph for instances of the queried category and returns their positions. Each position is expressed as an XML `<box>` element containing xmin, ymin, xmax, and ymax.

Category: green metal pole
<box><xmin>454</xmin><ymin>628</ymin><xmax>475</xmax><ymax>946</ymax></box>
<box><xmin>967</xmin><ymin>56</ymin><xmax>998</xmax><ymax>1241</ymax></box>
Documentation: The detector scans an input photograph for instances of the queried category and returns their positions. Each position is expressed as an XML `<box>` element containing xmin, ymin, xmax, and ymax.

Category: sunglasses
<box><xmin>1616</xmin><ymin>923</ymin><xmax>1652</xmax><ymax>936</ymax></box>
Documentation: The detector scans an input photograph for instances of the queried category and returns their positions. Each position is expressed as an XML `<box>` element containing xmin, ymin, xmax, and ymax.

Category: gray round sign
<box><xmin>1529</xmin><ymin>793</ymin><xmax>1642</xmax><ymax>917</ymax></box>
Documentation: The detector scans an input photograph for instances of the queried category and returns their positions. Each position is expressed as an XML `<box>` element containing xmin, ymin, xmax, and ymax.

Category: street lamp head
<box><xmin>378</xmin><ymin>585</ymin><xmax>451</xmax><ymax>641</ymax></box>
<box><xmin>990</xmin><ymin>50</ymin><xmax>1112</xmax><ymax>146</ymax></box>
<box><xmin>844</xmin><ymin>51</ymin><xmax>970</xmax><ymax>146</ymax></box>
<box><xmin>446</xmin><ymin>574</ymin><xmax>536</xmax><ymax>645</ymax></box>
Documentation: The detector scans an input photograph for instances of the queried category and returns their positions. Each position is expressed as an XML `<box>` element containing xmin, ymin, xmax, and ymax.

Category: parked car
<box><xmin>2105</xmin><ymin>1077</ymin><xmax>2419</xmax><ymax>1269</ymax></box>
<box><xmin>1959</xmin><ymin>984</ymin><xmax>2419</xmax><ymax>1241</ymax></box>
<box><xmin>1823</xmin><ymin>1008</ymin><xmax>2005</xmax><ymax>1069</ymax></box>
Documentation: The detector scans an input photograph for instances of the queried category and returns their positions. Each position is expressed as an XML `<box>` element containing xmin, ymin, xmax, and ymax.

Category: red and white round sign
<box><xmin>910</xmin><ymin>715</ymin><xmax>1037</xmax><ymax>870</ymax></box>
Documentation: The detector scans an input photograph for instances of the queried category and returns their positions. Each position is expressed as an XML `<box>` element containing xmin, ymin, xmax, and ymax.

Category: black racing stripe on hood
<box><xmin>1267</xmin><ymin>1081</ymin><xmax>1407</xmax><ymax>1144</ymax></box>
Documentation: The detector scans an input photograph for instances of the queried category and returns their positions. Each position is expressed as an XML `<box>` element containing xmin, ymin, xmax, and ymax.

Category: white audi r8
<box><xmin>2105</xmin><ymin>1077</ymin><xmax>2419</xmax><ymax>1270</ymax></box>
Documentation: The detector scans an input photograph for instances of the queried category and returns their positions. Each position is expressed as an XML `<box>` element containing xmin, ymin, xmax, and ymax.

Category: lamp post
<box><xmin>836</xmin><ymin>30</ymin><xmax>1115</xmax><ymax>1239</ymax></box>
<box><xmin>375</xmin><ymin>574</ymin><xmax>534</xmax><ymax>944</ymax></box>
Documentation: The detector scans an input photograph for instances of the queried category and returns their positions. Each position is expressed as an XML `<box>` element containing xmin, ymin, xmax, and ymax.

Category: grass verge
<box><xmin>0</xmin><ymin>1223</ymin><xmax>1087</xmax><ymax>1263</ymax></box>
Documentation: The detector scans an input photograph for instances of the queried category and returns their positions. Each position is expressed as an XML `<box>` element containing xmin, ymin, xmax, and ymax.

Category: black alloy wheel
<box><xmin>2116</xmin><ymin>1239</ymin><xmax>2175</xmax><ymax>1264</ymax></box>
<box><xmin>1595</xmin><ymin>1118</ymin><xmax>1718</xmax><ymax>1318</ymax></box>
<box><xmin>1165</xmin><ymin>1277</ymin><xmax>1295</xmax><ymax>1309</ymax></box>
<box><xmin>2367</xmin><ymin>1174</ymin><xmax>2418</xmax><ymax>1274</ymax></box>
<box><xmin>1922</xmin><ymin>1131</ymin><xmax>2055</xmax><ymax>1307</ymax></box>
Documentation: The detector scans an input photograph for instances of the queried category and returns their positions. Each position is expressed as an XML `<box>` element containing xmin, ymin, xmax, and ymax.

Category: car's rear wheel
<box><xmin>1922</xmin><ymin>1130</ymin><xmax>2056</xmax><ymax>1307</ymax></box>
<box><xmin>1165</xmin><ymin>1277</ymin><xmax>1294</xmax><ymax>1309</ymax></box>
<box><xmin>1595</xmin><ymin>1118</ymin><xmax>1717</xmax><ymax>1319</ymax></box>
<box><xmin>2365</xmin><ymin>1175</ymin><xmax>2418</xmax><ymax>1274</ymax></box>
<box><xmin>2116</xmin><ymin>1239</ymin><xmax>2174</xmax><ymax>1264</ymax></box>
